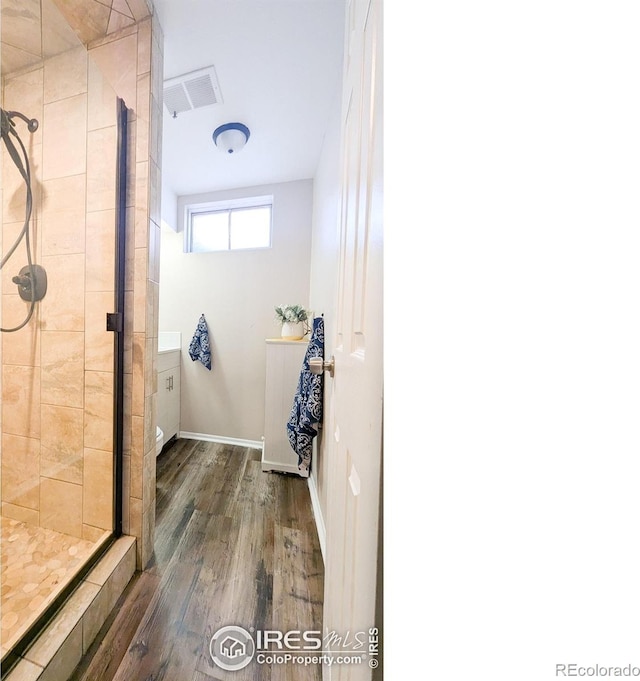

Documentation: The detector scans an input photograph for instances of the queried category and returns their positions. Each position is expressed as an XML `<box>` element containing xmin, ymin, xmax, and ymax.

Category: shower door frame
<box><xmin>0</xmin><ymin>99</ymin><xmax>129</xmax><ymax>678</ymax></box>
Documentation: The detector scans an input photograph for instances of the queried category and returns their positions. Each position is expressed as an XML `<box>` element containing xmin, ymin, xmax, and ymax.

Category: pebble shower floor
<box><xmin>0</xmin><ymin>517</ymin><xmax>104</xmax><ymax>654</ymax></box>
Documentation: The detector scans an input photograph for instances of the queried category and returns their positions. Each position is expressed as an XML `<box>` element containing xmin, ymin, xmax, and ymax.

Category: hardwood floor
<box><xmin>71</xmin><ymin>439</ymin><xmax>324</xmax><ymax>681</ymax></box>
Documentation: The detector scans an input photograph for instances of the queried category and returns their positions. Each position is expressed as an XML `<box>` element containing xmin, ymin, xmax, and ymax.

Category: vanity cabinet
<box><xmin>157</xmin><ymin>349</ymin><xmax>181</xmax><ymax>445</ymax></box>
<box><xmin>262</xmin><ymin>339</ymin><xmax>308</xmax><ymax>473</ymax></box>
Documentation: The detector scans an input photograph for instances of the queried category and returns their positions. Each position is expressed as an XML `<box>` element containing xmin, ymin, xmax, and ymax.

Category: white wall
<box><xmin>158</xmin><ymin>179</ymin><xmax>313</xmax><ymax>441</ymax></box>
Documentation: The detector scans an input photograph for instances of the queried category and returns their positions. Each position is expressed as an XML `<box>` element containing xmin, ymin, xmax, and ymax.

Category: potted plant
<box><xmin>275</xmin><ymin>304</ymin><xmax>310</xmax><ymax>340</ymax></box>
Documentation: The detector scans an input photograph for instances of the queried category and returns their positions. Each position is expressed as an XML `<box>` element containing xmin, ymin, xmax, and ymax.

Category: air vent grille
<box><xmin>163</xmin><ymin>66</ymin><xmax>223</xmax><ymax>116</ymax></box>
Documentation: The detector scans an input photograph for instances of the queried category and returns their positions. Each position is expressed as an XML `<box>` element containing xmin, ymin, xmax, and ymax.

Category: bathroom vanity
<box><xmin>262</xmin><ymin>338</ymin><xmax>308</xmax><ymax>473</ymax></box>
<box><xmin>157</xmin><ymin>332</ymin><xmax>181</xmax><ymax>447</ymax></box>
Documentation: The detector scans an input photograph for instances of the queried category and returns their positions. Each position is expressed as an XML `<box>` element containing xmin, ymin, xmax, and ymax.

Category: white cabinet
<box><xmin>262</xmin><ymin>339</ymin><xmax>308</xmax><ymax>473</ymax></box>
<box><xmin>157</xmin><ymin>349</ymin><xmax>180</xmax><ymax>446</ymax></box>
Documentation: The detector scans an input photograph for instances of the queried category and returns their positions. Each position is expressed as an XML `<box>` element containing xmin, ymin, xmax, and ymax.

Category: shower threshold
<box><xmin>0</xmin><ymin>517</ymin><xmax>110</xmax><ymax>657</ymax></box>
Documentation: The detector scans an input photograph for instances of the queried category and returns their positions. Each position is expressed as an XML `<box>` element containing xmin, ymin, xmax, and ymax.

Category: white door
<box><xmin>323</xmin><ymin>0</ymin><xmax>383</xmax><ymax>679</ymax></box>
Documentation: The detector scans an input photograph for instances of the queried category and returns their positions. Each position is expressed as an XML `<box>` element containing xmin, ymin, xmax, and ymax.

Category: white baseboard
<box><xmin>179</xmin><ymin>431</ymin><xmax>264</xmax><ymax>450</ymax></box>
<box><xmin>307</xmin><ymin>474</ymin><xmax>326</xmax><ymax>564</ymax></box>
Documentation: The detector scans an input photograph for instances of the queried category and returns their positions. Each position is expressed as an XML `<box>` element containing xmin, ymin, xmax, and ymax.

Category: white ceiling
<box><xmin>152</xmin><ymin>0</ymin><xmax>346</xmax><ymax>202</ymax></box>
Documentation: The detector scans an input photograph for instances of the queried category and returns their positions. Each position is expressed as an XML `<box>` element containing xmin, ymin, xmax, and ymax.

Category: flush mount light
<box><xmin>212</xmin><ymin>122</ymin><xmax>250</xmax><ymax>154</ymax></box>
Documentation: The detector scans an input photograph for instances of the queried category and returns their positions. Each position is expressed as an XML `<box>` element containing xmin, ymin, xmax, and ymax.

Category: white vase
<box><xmin>281</xmin><ymin>321</ymin><xmax>304</xmax><ymax>340</ymax></box>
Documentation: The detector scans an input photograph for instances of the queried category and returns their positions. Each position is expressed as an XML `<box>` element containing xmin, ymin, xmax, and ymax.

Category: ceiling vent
<box><xmin>163</xmin><ymin>66</ymin><xmax>223</xmax><ymax>116</ymax></box>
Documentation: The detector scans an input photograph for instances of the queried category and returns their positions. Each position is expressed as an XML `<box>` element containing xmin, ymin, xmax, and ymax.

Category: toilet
<box><xmin>156</xmin><ymin>426</ymin><xmax>164</xmax><ymax>457</ymax></box>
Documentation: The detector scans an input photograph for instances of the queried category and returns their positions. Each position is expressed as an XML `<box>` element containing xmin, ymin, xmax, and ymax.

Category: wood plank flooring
<box><xmin>71</xmin><ymin>439</ymin><xmax>324</xmax><ymax>681</ymax></box>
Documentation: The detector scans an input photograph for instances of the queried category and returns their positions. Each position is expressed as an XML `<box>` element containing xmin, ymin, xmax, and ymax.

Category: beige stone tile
<box><xmin>107</xmin><ymin>8</ymin><xmax>135</xmax><ymax>35</ymax></box>
<box><xmin>122</xmin><ymin>451</ymin><xmax>131</xmax><ymax>500</ymax></box>
<box><xmin>52</xmin><ymin>0</ymin><xmax>110</xmax><ymax>46</ymax></box>
<box><xmin>2</xmin><ymin>66</ymin><xmax>44</xmax><ymax>147</ymax></box>
<box><xmin>147</xmin><ymin>279</ymin><xmax>159</xmax><ymax>341</ymax></box>
<box><xmin>129</xmin><ymin>496</ymin><xmax>142</xmax><ymax>565</ymax></box>
<box><xmin>87</xmin><ymin>57</ymin><xmax>118</xmax><ymax>131</ymax></box>
<box><xmin>85</xmin><ymin>291</ymin><xmax>115</xmax><ymax>372</ymax></box>
<box><xmin>1</xmin><ymin>434</ymin><xmax>40</xmax><ymax>509</ymax></box>
<box><xmin>124</xmin><ymin>114</ymin><xmax>137</xmax><ymax>204</ymax></box>
<box><xmin>128</xmin><ymin>0</ymin><xmax>152</xmax><ymax>22</ymax></box>
<box><xmin>85</xmin><ymin>535</ymin><xmax>136</xmax><ymax>587</ymax></box>
<box><xmin>107</xmin><ymin>536</ymin><xmax>136</xmax><ymax>610</ymax></box>
<box><xmin>148</xmin><ymin>219</ymin><xmax>160</xmax><ymax>283</ymax></box>
<box><xmin>41</xmin><ymin>331</ymin><xmax>84</xmax><ymax>408</ymax></box>
<box><xmin>150</xmin><ymin>29</ymin><xmax>163</xmax><ymax>102</ymax></box>
<box><xmin>149</xmin><ymin>161</ymin><xmax>161</xmax><ymax>228</ymax></box>
<box><xmin>140</xmin><ymin>502</ymin><xmax>155</xmax><ymax>569</ymax></box>
<box><xmin>41</xmin><ymin>0</ymin><xmax>84</xmax><ymax>59</ymax></box>
<box><xmin>37</xmin><ymin>620</ymin><xmax>83</xmax><ymax>681</ymax></box>
<box><xmin>82</xmin><ymin>580</ymin><xmax>109</xmax><ymax>653</ymax></box>
<box><xmin>131</xmin><ymin>334</ymin><xmax>145</xmax><ymax>416</ymax></box>
<box><xmin>82</xmin><ymin>448</ymin><xmax>113</xmax><ymax>531</ymax></box>
<box><xmin>142</xmin><ymin>449</ymin><xmax>156</xmax><ymax>512</ymax></box>
<box><xmin>124</xmin><ymin>216</ymin><xmax>136</xmax><ymax>289</ymax></box>
<box><xmin>132</xmin><ymin>248</ymin><xmax>148</xmax><ymax>334</ymax></box>
<box><xmin>40</xmin><ymin>478</ymin><xmax>83</xmax><ymax>537</ymax></box>
<box><xmin>149</xmin><ymin>95</ymin><xmax>160</xmax><ymax>165</ymax></box>
<box><xmin>84</xmin><ymin>371</ymin><xmax>114</xmax><ymax>451</ymax></box>
<box><xmin>134</xmin><ymin>160</ymin><xmax>149</xmax><ymax>240</ymax></box>
<box><xmin>40</xmin><ymin>253</ymin><xmax>85</xmax><ymax>331</ymax></box>
<box><xmin>85</xmin><ymin>209</ymin><xmax>116</xmax><ymax>292</ymax></box>
<box><xmin>86</xmin><ymin>19</ymin><xmax>138</xmax><ymax>50</ymax></box>
<box><xmin>40</xmin><ymin>405</ymin><xmax>83</xmax><ymax>484</ymax></box>
<box><xmin>1</xmin><ymin>43</ymin><xmax>41</xmax><ymax>77</ymax></box>
<box><xmin>136</xmin><ymin>17</ymin><xmax>151</xmax><ymax>75</ymax></box>
<box><xmin>143</xmin><ymin>393</ymin><xmax>156</xmax><ymax>457</ymax></box>
<box><xmin>1</xmin><ymin>502</ymin><xmax>39</xmax><ymax>525</ymax></box>
<box><xmin>25</xmin><ymin>580</ymin><xmax>94</xmax><ymax>667</ymax></box>
<box><xmin>143</xmin><ymin>335</ymin><xmax>153</xmax><ymax>397</ymax></box>
<box><xmin>1</xmin><ymin>0</ymin><xmax>42</xmax><ymax>57</ymax></box>
<box><xmin>41</xmin><ymin>174</ymin><xmax>86</xmax><ymax>256</ymax></box>
<box><xmin>3</xmin><ymin>658</ymin><xmax>43</xmax><ymax>681</ymax></box>
<box><xmin>3</xmin><ymin>142</ymin><xmax>42</xmax><ymax>224</ymax></box>
<box><xmin>2</xmin><ymin>222</ymin><xmax>29</xmax><ymax>292</ymax></box>
<box><xmin>87</xmin><ymin>126</ymin><xmax>117</xmax><ymax>212</ymax></box>
<box><xmin>1</xmin><ymin>295</ymin><xmax>40</xmax><ymax>359</ymax></box>
<box><xmin>42</xmin><ymin>94</ymin><xmax>88</xmax><ymax>181</ymax></box>
<box><xmin>130</xmin><ymin>416</ymin><xmax>143</xmax><ymax>499</ymax></box>
<box><xmin>113</xmin><ymin>0</ymin><xmax>134</xmax><ymax>19</ymax></box>
<box><xmin>89</xmin><ymin>34</ymin><xmax>138</xmax><ymax>110</ymax></box>
<box><xmin>82</xmin><ymin>524</ymin><xmax>109</xmax><ymax>543</ymax></box>
<box><xmin>135</xmin><ymin>72</ymin><xmax>151</xmax><ymax>124</ymax></box>
<box><xmin>43</xmin><ymin>46</ymin><xmax>87</xmax><ymax>103</ymax></box>
<box><xmin>2</xmin><ymin>365</ymin><xmax>41</xmax><ymax>438</ymax></box>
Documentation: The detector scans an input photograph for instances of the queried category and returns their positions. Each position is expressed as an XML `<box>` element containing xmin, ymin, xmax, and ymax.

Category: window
<box><xmin>185</xmin><ymin>195</ymin><xmax>273</xmax><ymax>252</ymax></box>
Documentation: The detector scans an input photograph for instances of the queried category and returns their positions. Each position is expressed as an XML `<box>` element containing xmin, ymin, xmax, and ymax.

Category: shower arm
<box><xmin>1</xmin><ymin>108</ymin><xmax>39</xmax><ymax>134</ymax></box>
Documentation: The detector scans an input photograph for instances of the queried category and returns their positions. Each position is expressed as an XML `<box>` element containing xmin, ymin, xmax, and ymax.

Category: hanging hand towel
<box><xmin>287</xmin><ymin>316</ymin><xmax>324</xmax><ymax>478</ymax></box>
<box><xmin>189</xmin><ymin>314</ymin><xmax>212</xmax><ymax>370</ymax></box>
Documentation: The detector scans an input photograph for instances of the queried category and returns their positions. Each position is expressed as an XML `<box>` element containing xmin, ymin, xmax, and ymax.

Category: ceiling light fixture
<box><xmin>212</xmin><ymin>122</ymin><xmax>250</xmax><ymax>154</ymax></box>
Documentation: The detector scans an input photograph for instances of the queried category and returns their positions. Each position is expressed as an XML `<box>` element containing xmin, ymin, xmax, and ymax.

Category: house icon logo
<box><xmin>209</xmin><ymin>625</ymin><xmax>255</xmax><ymax>671</ymax></box>
<box><xmin>220</xmin><ymin>636</ymin><xmax>246</xmax><ymax>659</ymax></box>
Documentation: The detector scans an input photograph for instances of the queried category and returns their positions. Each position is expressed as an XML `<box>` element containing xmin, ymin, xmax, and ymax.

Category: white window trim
<box><xmin>183</xmin><ymin>195</ymin><xmax>273</xmax><ymax>253</ymax></box>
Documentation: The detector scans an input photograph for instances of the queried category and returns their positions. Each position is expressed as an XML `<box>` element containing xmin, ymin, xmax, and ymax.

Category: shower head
<box><xmin>0</xmin><ymin>108</ymin><xmax>39</xmax><ymax>134</ymax></box>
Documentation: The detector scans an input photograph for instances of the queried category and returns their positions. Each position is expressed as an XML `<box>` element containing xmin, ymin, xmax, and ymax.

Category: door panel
<box><xmin>323</xmin><ymin>0</ymin><xmax>382</xmax><ymax>679</ymax></box>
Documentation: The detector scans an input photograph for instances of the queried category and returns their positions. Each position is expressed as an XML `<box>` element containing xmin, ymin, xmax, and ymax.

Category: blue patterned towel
<box><xmin>189</xmin><ymin>314</ymin><xmax>212</xmax><ymax>370</ymax></box>
<box><xmin>287</xmin><ymin>316</ymin><xmax>324</xmax><ymax>478</ymax></box>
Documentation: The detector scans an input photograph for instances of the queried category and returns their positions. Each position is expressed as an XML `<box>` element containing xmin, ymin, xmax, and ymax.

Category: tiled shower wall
<box><xmin>0</xmin><ymin>1</ymin><xmax>162</xmax><ymax>569</ymax></box>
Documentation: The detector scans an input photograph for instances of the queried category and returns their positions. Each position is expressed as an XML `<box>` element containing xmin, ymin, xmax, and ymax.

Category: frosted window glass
<box><xmin>191</xmin><ymin>212</ymin><xmax>229</xmax><ymax>251</ymax></box>
<box><xmin>230</xmin><ymin>206</ymin><xmax>271</xmax><ymax>249</ymax></box>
